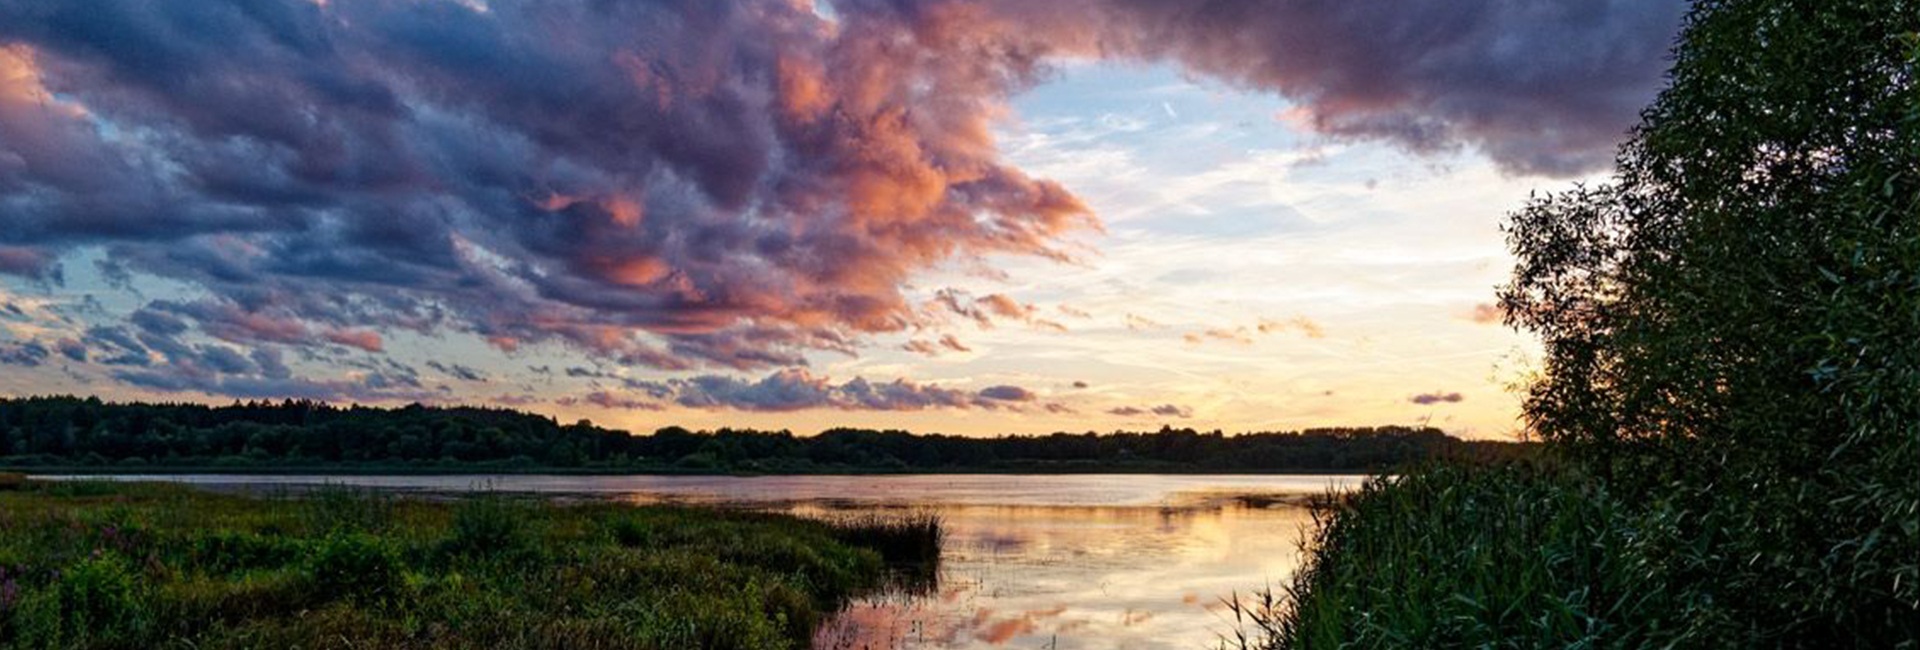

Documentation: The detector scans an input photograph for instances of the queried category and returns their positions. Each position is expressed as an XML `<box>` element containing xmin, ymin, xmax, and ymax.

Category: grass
<box><xmin>0</xmin><ymin>480</ymin><xmax>939</xmax><ymax>649</ymax></box>
<box><xmin>1224</xmin><ymin>462</ymin><xmax>1920</xmax><ymax>650</ymax></box>
<box><xmin>1221</xmin><ymin>465</ymin><xmax>1640</xmax><ymax>649</ymax></box>
<box><xmin>1222</xmin><ymin>464</ymin><xmax>1666</xmax><ymax>650</ymax></box>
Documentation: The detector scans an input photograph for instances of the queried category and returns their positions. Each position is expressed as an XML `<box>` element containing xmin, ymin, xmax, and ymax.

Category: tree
<box><xmin>1500</xmin><ymin>0</ymin><xmax>1918</xmax><ymax>642</ymax></box>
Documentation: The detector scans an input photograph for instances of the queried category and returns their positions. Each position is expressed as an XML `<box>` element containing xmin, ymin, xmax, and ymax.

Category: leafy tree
<box><xmin>1501</xmin><ymin>0</ymin><xmax>1918</xmax><ymax>642</ymax></box>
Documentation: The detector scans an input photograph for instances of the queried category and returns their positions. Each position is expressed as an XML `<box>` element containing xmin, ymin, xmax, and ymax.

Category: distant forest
<box><xmin>0</xmin><ymin>396</ymin><xmax>1522</xmax><ymax>473</ymax></box>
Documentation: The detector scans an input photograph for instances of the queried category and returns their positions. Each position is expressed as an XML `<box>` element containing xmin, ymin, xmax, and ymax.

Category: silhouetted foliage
<box><xmin>0</xmin><ymin>396</ymin><xmax>1512</xmax><ymax>473</ymax></box>
<box><xmin>1498</xmin><ymin>0</ymin><xmax>1918</xmax><ymax>642</ymax></box>
<box><xmin>1250</xmin><ymin>2</ymin><xmax>1919</xmax><ymax>649</ymax></box>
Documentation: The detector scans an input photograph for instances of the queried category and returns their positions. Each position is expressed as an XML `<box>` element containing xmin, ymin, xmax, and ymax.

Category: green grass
<box><xmin>1226</xmin><ymin>462</ymin><xmax>1920</xmax><ymax>650</ymax></box>
<box><xmin>1223</xmin><ymin>464</ymin><xmax>1667</xmax><ymax>650</ymax></box>
<box><xmin>0</xmin><ymin>480</ymin><xmax>938</xmax><ymax>649</ymax></box>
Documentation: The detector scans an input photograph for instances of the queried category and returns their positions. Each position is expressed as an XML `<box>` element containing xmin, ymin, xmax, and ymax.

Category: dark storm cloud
<box><xmin>0</xmin><ymin>0</ymin><xmax>1094</xmax><ymax>373</ymax></box>
<box><xmin>0</xmin><ymin>0</ymin><xmax>1680</xmax><ymax>387</ymax></box>
<box><xmin>909</xmin><ymin>0</ymin><xmax>1684</xmax><ymax>175</ymax></box>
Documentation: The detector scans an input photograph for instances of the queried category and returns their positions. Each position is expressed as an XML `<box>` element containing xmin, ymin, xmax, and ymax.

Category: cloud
<box><xmin>323</xmin><ymin>329</ymin><xmax>385</xmax><ymax>353</ymax></box>
<box><xmin>978</xmin><ymin>385</ymin><xmax>1036</xmax><ymax>402</ymax></box>
<box><xmin>0</xmin><ymin>0</ymin><xmax>1095</xmax><ymax>373</ymax></box>
<box><xmin>1123</xmin><ymin>313</ymin><xmax>1164</xmax><ymax>331</ymax></box>
<box><xmin>1258</xmin><ymin>316</ymin><xmax>1325</xmax><ymax>339</ymax></box>
<box><xmin>904</xmin><ymin>331</ymin><xmax>975</xmax><ymax>356</ymax></box>
<box><xmin>575</xmin><ymin>368</ymin><xmax>1041</xmax><ymax>412</ymax></box>
<box><xmin>1189</xmin><ymin>316</ymin><xmax>1327</xmax><ymax>345</ymax></box>
<box><xmin>931</xmin><ymin>289</ymin><xmax>1067</xmax><ymax>331</ymax></box>
<box><xmin>1057</xmin><ymin>0</ymin><xmax>1682</xmax><ymax>175</ymax></box>
<box><xmin>1186</xmin><ymin>327</ymin><xmax>1254</xmax><ymax>345</ymax></box>
<box><xmin>426</xmin><ymin>360</ymin><xmax>487</xmax><ymax>383</ymax></box>
<box><xmin>0</xmin><ymin>339</ymin><xmax>47</xmax><ymax>366</ymax></box>
<box><xmin>1466</xmin><ymin>303</ymin><xmax>1505</xmax><ymax>325</ymax></box>
<box><xmin>1410</xmin><ymin>391</ymin><xmax>1465</xmax><ymax>405</ymax></box>
<box><xmin>1106</xmin><ymin>403</ymin><xmax>1193</xmax><ymax>418</ymax></box>
<box><xmin>584</xmin><ymin>391</ymin><xmax>664</xmax><ymax>411</ymax></box>
<box><xmin>103</xmin><ymin>333</ymin><xmax>437</xmax><ymax>402</ymax></box>
<box><xmin>53</xmin><ymin>337</ymin><xmax>84</xmax><ymax>362</ymax></box>
<box><xmin>488</xmin><ymin>393</ymin><xmax>543</xmax><ymax>406</ymax></box>
<box><xmin>0</xmin><ymin>0</ymin><xmax>1679</xmax><ymax>385</ymax></box>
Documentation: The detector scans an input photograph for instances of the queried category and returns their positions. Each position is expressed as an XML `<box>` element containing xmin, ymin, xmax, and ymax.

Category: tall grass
<box><xmin>1225</xmin><ymin>461</ymin><xmax>1920</xmax><ymax>649</ymax></box>
<box><xmin>1223</xmin><ymin>464</ymin><xmax>1669</xmax><ymax>650</ymax></box>
<box><xmin>0</xmin><ymin>479</ymin><xmax>937</xmax><ymax>649</ymax></box>
<box><xmin>823</xmin><ymin>512</ymin><xmax>943</xmax><ymax>567</ymax></box>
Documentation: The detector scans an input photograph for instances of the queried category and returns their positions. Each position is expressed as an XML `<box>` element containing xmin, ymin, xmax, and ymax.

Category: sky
<box><xmin>0</xmin><ymin>0</ymin><xmax>1687</xmax><ymax>439</ymax></box>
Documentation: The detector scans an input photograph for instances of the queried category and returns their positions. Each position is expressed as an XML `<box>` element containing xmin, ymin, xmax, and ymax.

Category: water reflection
<box><xmin>38</xmin><ymin>473</ymin><xmax>1359</xmax><ymax>649</ymax></box>
<box><xmin>806</xmin><ymin>502</ymin><xmax>1321</xmax><ymax>650</ymax></box>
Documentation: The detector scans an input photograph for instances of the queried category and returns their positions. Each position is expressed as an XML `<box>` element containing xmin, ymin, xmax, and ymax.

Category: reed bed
<box><xmin>0</xmin><ymin>480</ymin><xmax>937</xmax><ymax>649</ymax></box>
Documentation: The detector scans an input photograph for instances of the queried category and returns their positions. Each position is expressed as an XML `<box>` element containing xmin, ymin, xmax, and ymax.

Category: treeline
<box><xmin>0</xmin><ymin>396</ymin><xmax>1517</xmax><ymax>473</ymax></box>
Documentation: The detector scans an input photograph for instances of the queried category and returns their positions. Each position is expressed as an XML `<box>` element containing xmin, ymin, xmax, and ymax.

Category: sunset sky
<box><xmin>0</xmin><ymin>0</ymin><xmax>1686</xmax><ymax>439</ymax></box>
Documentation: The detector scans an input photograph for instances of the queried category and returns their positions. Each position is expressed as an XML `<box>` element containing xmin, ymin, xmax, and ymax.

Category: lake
<box><xmin>41</xmin><ymin>473</ymin><xmax>1366</xmax><ymax>649</ymax></box>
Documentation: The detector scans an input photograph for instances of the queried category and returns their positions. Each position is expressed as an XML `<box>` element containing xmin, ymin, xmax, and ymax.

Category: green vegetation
<box><xmin>0</xmin><ymin>479</ymin><xmax>938</xmax><ymax>649</ymax></box>
<box><xmin>1226</xmin><ymin>465</ymin><xmax>1659</xmax><ymax>649</ymax></box>
<box><xmin>1237</xmin><ymin>0</ymin><xmax>1919</xmax><ymax>648</ymax></box>
<box><xmin>0</xmin><ymin>397</ymin><xmax>1524</xmax><ymax>473</ymax></box>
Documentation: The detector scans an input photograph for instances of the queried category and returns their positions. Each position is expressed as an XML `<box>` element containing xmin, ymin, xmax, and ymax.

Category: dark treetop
<box><xmin>0</xmin><ymin>396</ymin><xmax>1524</xmax><ymax>473</ymax></box>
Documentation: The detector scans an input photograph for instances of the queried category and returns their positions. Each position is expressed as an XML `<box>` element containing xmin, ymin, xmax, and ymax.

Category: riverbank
<box><xmin>0</xmin><ymin>478</ymin><xmax>937</xmax><ymax>649</ymax></box>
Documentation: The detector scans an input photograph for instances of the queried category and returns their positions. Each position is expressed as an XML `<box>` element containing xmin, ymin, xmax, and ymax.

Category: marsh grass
<box><xmin>816</xmin><ymin>512</ymin><xmax>943</xmax><ymax>597</ymax></box>
<box><xmin>1221</xmin><ymin>464</ymin><xmax>1664</xmax><ymax>650</ymax></box>
<box><xmin>1223</xmin><ymin>461</ymin><xmax>1920</xmax><ymax>649</ymax></box>
<box><xmin>0</xmin><ymin>479</ymin><xmax>935</xmax><ymax>649</ymax></box>
<box><xmin>822</xmin><ymin>512</ymin><xmax>943</xmax><ymax>567</ymax></box>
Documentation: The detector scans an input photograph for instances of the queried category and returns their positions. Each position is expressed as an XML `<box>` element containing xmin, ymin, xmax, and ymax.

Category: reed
<box><xmin>0</xmin><ymin>480</ymin><xmax>931</xmax><ymax>649</ymax></box>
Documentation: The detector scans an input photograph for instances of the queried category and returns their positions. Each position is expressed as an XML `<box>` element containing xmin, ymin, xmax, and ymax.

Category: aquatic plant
<box><xmin>0</xmin><ymin>479</ymin><xmax>936</xmax><ymax>649</ymax></box>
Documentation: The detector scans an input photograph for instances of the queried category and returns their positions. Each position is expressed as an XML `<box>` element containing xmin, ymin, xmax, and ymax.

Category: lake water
<box><xmin>42</xmin><ymin>473</ymin><xmax>1366</xmax><ymax>650</ymax></box>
